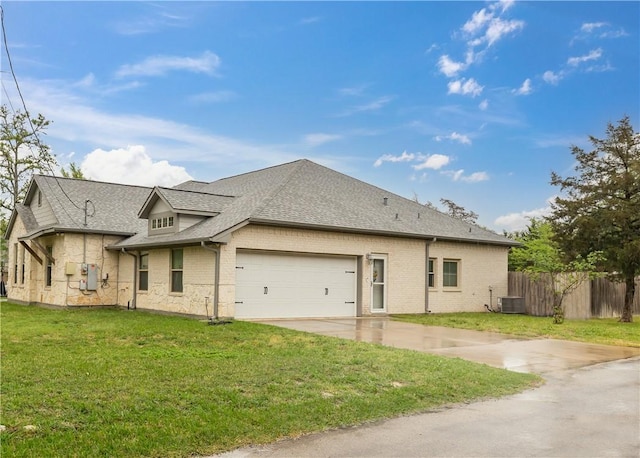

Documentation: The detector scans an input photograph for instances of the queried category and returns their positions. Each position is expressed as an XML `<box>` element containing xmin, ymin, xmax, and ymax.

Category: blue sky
<box><xmin>2</xmin><ymin>1</ymin><xmax>638</xmax><ymax>231</ymax></box>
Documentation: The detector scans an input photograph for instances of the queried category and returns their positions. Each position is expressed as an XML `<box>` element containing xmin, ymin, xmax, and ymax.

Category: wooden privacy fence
<box><xmin>508</xmin><ymin>272</ymin><xmax>640</xmax><ymax>319</ymax></box>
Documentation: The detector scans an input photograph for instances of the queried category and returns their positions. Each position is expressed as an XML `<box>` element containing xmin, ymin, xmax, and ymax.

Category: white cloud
<box><xmin>115</xmin><ymin>51</ymin><xmax>221</xmax><ymax>78</ymax></box>
<box><xmin>543</xmin><ymin>70</ymin><xmax>562</xmax><ymax>85</ymax></box>
<box><xmin>81</xmin><ymin>145</ymin><xmax>193</xmax><ymax>187</ymax></box>
<box><xmin>374</xmin><ymin>151</ymin><xmax>416</xmax><ymax>167</ymax></box>
<box><xmin>494</xmin><ymin>205</ymin><xmax>552</xmax><ymax>231</ymax></box>
<box><xmin>412</xmin><ymin>154</ymin><xmax>450</xmax><ymax>171</ymax></box>
<box><xmin>461</xmin><ymin>2</ymin><xmax>524</xmax><ymax>48</ymax></box>
<box><xmin>19</xmin><ymin>78</ymin><xmax>298</xmax><ymax>167</ymax></box>
<box><xmin>189</xmin><ymin>90</ymin><xmax>236</xmax><ymax>104</ymax></box>
<box><xmin>567</xmin><ymin>48</ymin><xmax>603</xmax><ymax>66</ymax></box>
<box><xmin>513</xmin><ymin>78</ymin><xmax>532</xmax><ymax>95</ymax></box>
<box><xmin>304</xmin><ymin>133</ymin><xmax>343</xmax><ymax>147</ymax></box>
<box><xmin>299</xmin><ymin>16</ymin><xmax>322</xmax><ymax>25</ymax></box>
<box><xmin>435</xmin><ymin>132</ymin><xmax>472</xmax><ymax>145</ymax></box>
<box><xmin>442</xmin><ymin>169</ymin><xmax>489</xmax><ymax>182</ymax></box>
<box><xmin>581</xmin><ymin>22</ymin><xmax>607</xmax><ymax>33</ymax></box>
<box><xmin>438</xmin><ymin>55</ymin><xmax>467</xmax><ymax>77</ymax></box>
<box><xmin>479</xmin><ymin>99</ymin><xmax>489</xmax><ymax>110</ymax></box>
<box><xmin>483</xmin><ymin>17</ymin><xmax>524</xmax><ymax>47</ymax></box>
<box><xmin>463</xmin><ymin>8</ymin><xmax>495</xmax><ymax>35</ymax></box>
<box><xmin>338</xmin><ymin>84</ymin><xmax>369</xmax><ymax>97</ymax></box>
<box><xmin>447</xmin><ymin>78</ymin><xmax>484</xmax><ymax>97</ymax></box>
<box><xmin>336</xmin><ymin>95</ymin><xmax>394</xmax><ymax>117</ymax></box>
<box><xmin>111</xmin><ymin>4</ymin><xmax>192</xmax><ymax>35</ymax></box>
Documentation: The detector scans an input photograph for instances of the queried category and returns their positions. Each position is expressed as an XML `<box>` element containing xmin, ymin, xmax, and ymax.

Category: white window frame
<box><xmin>442</xmin><ymin>259</ymin><xmax>460</xmax><ymax>289</ymax></box>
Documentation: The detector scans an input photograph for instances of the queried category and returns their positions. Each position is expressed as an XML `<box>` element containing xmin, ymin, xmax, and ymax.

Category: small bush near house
<box><xmin>1</xmin><ymin>303</ymin><xmax>539</xmax><ymax>457</ymax></box>
<box><xmin>393</xmin><ymin>313</ymin><xmax>640</xmax><ymax>348</ymax></box>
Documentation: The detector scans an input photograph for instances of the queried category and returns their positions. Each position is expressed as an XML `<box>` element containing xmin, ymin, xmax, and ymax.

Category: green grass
<box><xmin>0</xmin><ymin>303</ymin><xmax>539</xmax><ymax>458</ymax></box>
<box><xmin>393</xmin><ymin>313</ymin><xmax>640</xmax><ymax>347</ymax></box>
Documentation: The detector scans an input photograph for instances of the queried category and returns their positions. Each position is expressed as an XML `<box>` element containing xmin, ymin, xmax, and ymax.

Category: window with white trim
<box><xmin>139</xmin><ymin>252</ymin><xmax>149</xmax><ymax>291</ymax></box>
<box><xmin>170</xmin><ymin>248</ymin><xmax>183</xmax><ymax>293</ymax></box>
<box><xmin>443</xmin><ymin>259</ymin><xmax>460</xmax><ymax>288</ymax></box>
<box><xmin>21</xmin><ymin>245</ymin><xmax>25</xmax><ymax>284</ymax></box>
<box><xmin>428</xmin><ymin>258</ymin><xmax>436</xmax><ymax>288</ymax></box>
<box><xmin>45</xmin><ymin>246</ymin><xmax>53</xmax><ymax>287</ymax></box>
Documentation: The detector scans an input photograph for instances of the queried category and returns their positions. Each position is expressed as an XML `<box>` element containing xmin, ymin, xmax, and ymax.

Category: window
<box><xmin>37</xmin><ymin>190</ymin><xmax>42</xmax><ymax>207</ymax></box>
<box><xmin>170</xmin><ymin>248</ymin><xmax>183</xmax><ymax>293</ymax></box>
<box><xmin>443</xmin><ymin>259</ymin><xmax>459</xmax><ymax>288</ymax></box>
<box><xmin>21</xmin><ymin>245</ymin><xmax>25</xmax><ymax>284</ymax></box>
<box><xmin>139</xmin><ymin>252</ymin><xmax>149</xmax><ymax>291</ymax></box>
<box><xmin>13</xmin><ymin>243</ymin><xmax>18</xmax><ymax>284</ymax></box>
<box><xmin>150</xmin><ymin>214</ymin><xmax>175</xmax><ymax>233</ymax></box>
<box><xmin>45</xmin><ymin>246</ymin><xmax>53</xmax><ymax>287</ymax></box>
<box><xmin>428</xmin><ymin>258</ymin><xmax>436</xmax><ymax>288</ymax></box>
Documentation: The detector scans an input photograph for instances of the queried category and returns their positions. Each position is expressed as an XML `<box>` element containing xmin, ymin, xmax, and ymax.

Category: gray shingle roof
<box><xmin>25</xmin><ymin>175</ymin><xmax>151</xmax><ymax>236</ymax></box>
<box><xmin>153</xmin><ymin>187</ymin><xmax>234</xmax><ymax>215</ymax></box>
<box><xmin>114</xmin><ymin>159</ymin><xmax>515</xmax><ymax>249</ymax></box>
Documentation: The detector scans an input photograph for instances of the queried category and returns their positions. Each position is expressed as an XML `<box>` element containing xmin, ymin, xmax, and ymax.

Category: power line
<box><xmin>1</xmin><ymin>4</ymin><xmax>84</xmax><ymax>218</ymax></box>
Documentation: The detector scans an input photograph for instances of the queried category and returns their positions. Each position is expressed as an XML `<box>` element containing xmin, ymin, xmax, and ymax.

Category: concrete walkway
<box><xmin>217</xmin><ymin>318</ymin><xmax>640</xmax><ymax>458</ymax></box>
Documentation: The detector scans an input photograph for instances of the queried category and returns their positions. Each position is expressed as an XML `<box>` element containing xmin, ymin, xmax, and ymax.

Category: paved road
<box><xmin>216</xmin><ymin>318</ymin><xmax>640</xmax><ymax>458</ymax></box>
<box><xmin>220</xmin><ymin>357</ymin><xmax>640</xmax><ymax>457</ymax></box>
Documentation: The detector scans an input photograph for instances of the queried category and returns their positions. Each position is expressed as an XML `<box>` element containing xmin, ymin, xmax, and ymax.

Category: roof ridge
<box><xmin>35</xmin><ymin>174</ymin><xmax>153</xmax><ymax>190</ymax></box>
<box><xmin>157</xmin><ymin>186</ymin><xmax>235</xmax><ymax>198</ymax></box>
<box><xmin>250</xmin><ymin>160</ymin><xmax>307</xmax><ymax>215</ymax></box>
<box><xmin>211</xmin><ymin>159</ymin><xmax>304</xmax><ymax>184</ymax></box>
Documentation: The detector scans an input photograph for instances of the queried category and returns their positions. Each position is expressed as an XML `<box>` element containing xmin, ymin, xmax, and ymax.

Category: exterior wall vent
<box><xmin>383</xmin><ymin>197</ymin><xmax>388</xmax><ymax>206</ymax></box>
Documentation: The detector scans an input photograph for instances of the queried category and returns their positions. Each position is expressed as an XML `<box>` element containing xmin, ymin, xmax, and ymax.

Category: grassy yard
<box><xmin>393</xmin><ymin>313</ymin><xmax>640</xmax><ymax>347</ymax></box>
<box><xmin>0</xmin><ymin>303</ymin><xmax>539</xmax><ymax>458</ymax></box>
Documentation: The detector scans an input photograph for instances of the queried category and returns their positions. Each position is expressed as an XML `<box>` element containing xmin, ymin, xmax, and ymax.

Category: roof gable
<box><xmin>19</xmin><ymin>175</ymin><xmax>152</xmax><ymax>236</ymax></box>
<box><xmin>138</xmin><ymin>187</ymin><xmax>235</xmax><ymax>218</ymax></box>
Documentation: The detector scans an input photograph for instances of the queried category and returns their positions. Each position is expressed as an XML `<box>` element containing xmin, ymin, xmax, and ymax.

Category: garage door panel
<box><xmin>235</xmin><ymin>252</ymin><xmax>356</xmax><ymax>319</ymax></box>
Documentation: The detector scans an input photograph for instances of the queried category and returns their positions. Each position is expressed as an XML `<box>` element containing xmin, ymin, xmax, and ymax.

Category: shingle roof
<box><xmin>22</xmin><ymin>175</ymin><xmax>152</xmax><ymax>237</ymax></box>
<box><xmin>114</xmin><ymin>159</ymin><xmax>516</xmax><ymax>248</ymax></box>
<box><xmin>147</xmin><ymin>187</ymin><xmax>234</xmax><ymax>216</ymax></box>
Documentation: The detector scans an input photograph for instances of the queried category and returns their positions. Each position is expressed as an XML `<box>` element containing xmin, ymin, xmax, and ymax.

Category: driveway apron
<box><xmin>216</xmin><ymin>318</ymin><xmax>640</xmax><ymax>458</ymax></box>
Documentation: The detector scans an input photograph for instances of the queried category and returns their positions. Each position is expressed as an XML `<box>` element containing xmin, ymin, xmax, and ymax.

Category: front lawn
<box><xmin>1</xmin><ymin>303</ymin><xmax>538</xmax><ymax>457</ymax></box>
<box><xmin>393</xmin><ymin>313</ymin><xmax>640</xmax><ymax>347</ymax></box>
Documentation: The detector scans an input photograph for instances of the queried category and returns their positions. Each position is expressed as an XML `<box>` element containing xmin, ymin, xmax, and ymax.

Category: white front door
<box><xmin>370</xmin><ymin>255</ymin><xmax>387</xmax><ymax>312</ymax></box>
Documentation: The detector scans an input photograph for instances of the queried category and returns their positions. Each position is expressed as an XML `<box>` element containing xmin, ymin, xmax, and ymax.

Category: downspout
<box><xmin>200</xmin><ymin>241</ymin><xmax>220</xmax><ymax>320</ymax></box>
<box><xmin>121</xmin><ymin>248</ymin><xmax>137</xmax><ymax>309</ymax></box>
<box><xmin>425</xmin><ymin>237</ymin><xmax>437</xmax><ymax>313</ymax></box>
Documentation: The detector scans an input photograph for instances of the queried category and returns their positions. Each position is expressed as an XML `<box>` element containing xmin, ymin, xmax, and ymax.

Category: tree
<box><xmin>61</xmin><ymin>162</ymin><xmax>86</xmax><ymax>179</ymax></box>
<box><xmin>0</xmin><ymin>105</ymin><xmax>56</xmax><ymax>213</ymax></box>
<box><xmin>506</xmin><ymin>218</ymin><xmax>558</xmax><ymax>272</ymax></box>
<box><xmin>550</xmin><ymin>116</ymin><xmax>640</xmax><ymax>323</ymax></box>
<box><xmin>509</xmin><ymin>218</ymin><xmax>604</xmax><ymax>323</ymax></box>
<box><xmin>440</xmin><ymin>198</ymin><xmax>479</xmax><ymax>224</ymax></box>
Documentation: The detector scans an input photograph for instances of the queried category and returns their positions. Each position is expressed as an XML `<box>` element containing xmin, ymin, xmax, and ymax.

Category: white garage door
<box><xmin>235</xmin><ymin>251</ymin><xmax>357</xmax><ymax>319</ymax></box>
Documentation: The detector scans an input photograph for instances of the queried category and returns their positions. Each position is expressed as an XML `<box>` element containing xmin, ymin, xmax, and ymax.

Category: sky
<box><xmin>1</xmin><ymin>1</ymin><xmax>638</xmax><ymax>232</ymax></box>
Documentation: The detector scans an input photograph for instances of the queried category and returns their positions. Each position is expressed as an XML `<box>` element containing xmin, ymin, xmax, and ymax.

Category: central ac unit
<box><xmin>499</xmin><ymin>296</ymin><xmax>526</xmax><ymax>314</ymax></box>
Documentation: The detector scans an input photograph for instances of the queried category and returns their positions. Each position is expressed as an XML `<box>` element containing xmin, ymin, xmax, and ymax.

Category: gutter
<box><xmin>121</xmin><ymin>248</ymin><xmax>138</xmax><ymax>309</ymax></box>
<box><xmin>200</xmin><ymin>241</ymin><xmax>221</xmax><ymax>321</ymax></box>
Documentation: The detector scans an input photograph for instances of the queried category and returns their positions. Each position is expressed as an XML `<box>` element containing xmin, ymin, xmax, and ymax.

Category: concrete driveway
<box><xmin>218</xmin><ymin>318</ymin><xmax>640</xmax><ymax>458</ymax></box>
<box><xmin>254</xmin><ymin>317</ymin><xmax>640</xmax><ymax>374</ymax></box>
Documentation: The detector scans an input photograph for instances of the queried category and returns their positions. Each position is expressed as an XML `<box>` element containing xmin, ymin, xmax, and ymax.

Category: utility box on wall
<box><xmin>87</xmin><ymin>264</ymin><xmax>99</xmax><ymax>291</ymax></box>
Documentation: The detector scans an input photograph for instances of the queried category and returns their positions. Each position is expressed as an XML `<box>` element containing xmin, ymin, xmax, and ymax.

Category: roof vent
<box><xmin>383</xmin><ymin>197</ymin><xmax>388</xmax><ymax>206</ymax></box>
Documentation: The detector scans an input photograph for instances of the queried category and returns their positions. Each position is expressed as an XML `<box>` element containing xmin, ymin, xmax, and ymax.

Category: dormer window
<box><xmin>149</xmin><ymin>212</ymin><xmax>176</xmax><ymax>235</ymax></box>
<box><xmin>152</xmin><ymin>216</ymin><xmax>174</xmax><ymax>229</ymax></box>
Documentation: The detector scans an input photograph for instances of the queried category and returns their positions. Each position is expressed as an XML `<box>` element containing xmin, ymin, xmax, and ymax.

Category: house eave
<box><xmin>248</xmin><ymin>218</ymin><xmax>518</xmax><ymax>247</ymax></box>
<box><xmin>19</xmin><ymin>226</ymin><xmax>137</xmax><ymax>241</ymax></box>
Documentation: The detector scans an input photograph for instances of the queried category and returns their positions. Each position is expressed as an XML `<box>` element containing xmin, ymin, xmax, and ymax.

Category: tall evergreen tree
<box><xmin>550</xmin><ymin>116</ymin><xmax>640</xmax><ymax>322</ymax></box>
